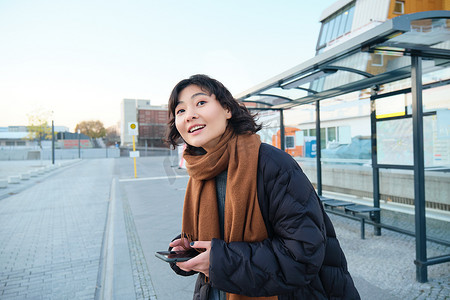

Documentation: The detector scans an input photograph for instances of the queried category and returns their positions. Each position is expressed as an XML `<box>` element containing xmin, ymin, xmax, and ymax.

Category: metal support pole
<box><xmin>51</xmin><ymin>120</ymin><xmax>55</xmax><ymax>165</ymax></box>
<box><xmin>145</xmin><ymin>139</ymin><xmax>148</xmax><ymax>157</ymax></box>
<box><xmin>315</xmin><ymin>100</ymin><xmax>322</xmax><ymax>195</ymax></box>
<box><xmin>361</xmin><ymin>218</ymin><xmax>365</xmax><ymax>240</ymax></box>
<box><xmin>411</xmin><ymin>55</ymin><xmax>427</xmax><ymax>283</ymax></box>
<box><xmin>132</xmin><ymin>135</ymin><xmax>137</xmax><ymax>178</ymax></box>
<box><xmin>279</xmin><ymin>109</ymin><xmax>285</xmax><ymax>151</ymax></box>
<box><xmin>78</xmin><ymin>130</ymin><xmax>81</xmax><ymax>159</ymax></box>
<box><xmin>370</xmin><ymin>94</ymin><xmax>381</xmax><ymax>236</ymax></box>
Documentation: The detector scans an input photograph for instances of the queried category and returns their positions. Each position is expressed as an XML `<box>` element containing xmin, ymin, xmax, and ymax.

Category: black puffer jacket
<box><xmin>173</xmin><ymin>143</ymin><xmax>360</xmax><ymax>299</ymax></box>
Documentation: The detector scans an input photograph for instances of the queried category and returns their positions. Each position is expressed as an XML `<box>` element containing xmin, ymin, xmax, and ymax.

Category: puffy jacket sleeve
<box><xmin>208</xmin><ymin>148</ymin><xmax>327</xmax><ymax>297</ymax></box>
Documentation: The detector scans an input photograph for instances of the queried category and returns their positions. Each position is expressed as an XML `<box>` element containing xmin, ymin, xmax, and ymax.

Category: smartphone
<box><xmin>155</xmin><ymin>249</ymin><xmax>199</xmax><ymax>262</ymax></box>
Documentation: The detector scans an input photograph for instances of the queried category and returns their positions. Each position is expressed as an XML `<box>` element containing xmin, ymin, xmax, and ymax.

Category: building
<box><xmin>137</xmin><ymin>101</ymin><xmax>169</xmax><ymax>148</ymax></box>
<box><xmin>0</xmin><ymin>132</ymin><xmax>33</xmax><ymax>147</ymax></box>
<box><xmin>0</xmin><ymin>125</ymin><xmax>71</xmax><ymax>148</ymax></box>
<box><xmin>120</xmin><ymin>99</ymin><xmax>168</xmax><ymax>148</ymax></box>
<box><xmin>121</xmin><ymin>99</ymin><xmax>138</xmax><ymax>146</ymax></box>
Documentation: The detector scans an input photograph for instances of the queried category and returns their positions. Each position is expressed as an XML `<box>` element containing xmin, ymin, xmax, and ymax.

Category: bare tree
<box><xmin>105</xmin><ymin>125</ymin><xmax>120</xmax><ymax>146</ymax></box>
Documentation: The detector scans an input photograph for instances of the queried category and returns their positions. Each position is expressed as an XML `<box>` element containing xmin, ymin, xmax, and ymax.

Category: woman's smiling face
<box><xmin>175</xmin><ymin>84</ymin><xmax>232</xmax><ymax>151</ymax></box>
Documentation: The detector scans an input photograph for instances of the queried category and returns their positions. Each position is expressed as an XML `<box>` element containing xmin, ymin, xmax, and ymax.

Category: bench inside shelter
<box><xmin>319</xmin><ymin>195</ymin><xmax>381</xmax><ymax>239</ymax></box>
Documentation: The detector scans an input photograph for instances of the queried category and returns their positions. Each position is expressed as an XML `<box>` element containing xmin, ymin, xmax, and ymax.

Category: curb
<box><xmin>0</xmin><ymin>159</ymin><xmax>83</xmax><ymax>201</ymax></box>
<box><xmin>96</xmin><ymin>177</ymin><xmax>138</xmax><ymax>299</ymax></box>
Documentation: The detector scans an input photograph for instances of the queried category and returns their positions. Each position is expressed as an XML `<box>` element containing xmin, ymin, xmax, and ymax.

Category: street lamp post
<box><xmin>52</xmin><ymin>120</ymin><xmax>55</xmax><ymax>164</ymax></box>
<box><xmin>78</xmin><ymin>129</ymin><xmax>81</xmax><ymax>159</ymax></box>
<box><xmin>105</xmin><ymin>137</ymin><xmax>108</xmax><ymax>158</ymax></box>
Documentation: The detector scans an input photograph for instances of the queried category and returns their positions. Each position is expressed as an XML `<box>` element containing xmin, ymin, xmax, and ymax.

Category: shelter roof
<box><xmin>236</xmin><ymin>11</ymin><xmax>450</xmax><ymax>109</ymax></box>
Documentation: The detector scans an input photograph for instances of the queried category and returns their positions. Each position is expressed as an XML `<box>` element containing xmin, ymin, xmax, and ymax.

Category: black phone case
<box><xmin>155</xmin><ymin>250</ymin><xmax>198</xmax><ymax>262</ymax></box>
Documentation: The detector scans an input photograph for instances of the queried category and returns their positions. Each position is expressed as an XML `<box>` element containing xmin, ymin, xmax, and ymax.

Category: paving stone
<box><xmin>1</xmin><ymin>157</ymin><xmax>448</xmax><ymax>299</ymax></box>
<box><xmin>118</xmin><ymin>156</ymin><xmax>450</xmax><ymax>300</ymax></box>
<box><xmin>328</xmin><ymin>213</ymin><xmax>450</xmax><ymax>300</ymax></box>
<box><xmin>0</xmin><ymin>159</ymin><xmax>112</xmax><ymax>300</ymax></box>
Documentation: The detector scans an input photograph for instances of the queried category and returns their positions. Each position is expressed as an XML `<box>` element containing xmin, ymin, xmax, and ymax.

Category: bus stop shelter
<box><xmin>236</xmin><ymin>11</ymin><xmax>450</xmax><ymax>282</ymax></box>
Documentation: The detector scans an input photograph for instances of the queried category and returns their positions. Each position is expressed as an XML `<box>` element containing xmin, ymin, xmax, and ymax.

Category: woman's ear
<box><xmin>225</xmin><ymin>107</ymin><xmax>232</xmax><ymax>119</ymax></box>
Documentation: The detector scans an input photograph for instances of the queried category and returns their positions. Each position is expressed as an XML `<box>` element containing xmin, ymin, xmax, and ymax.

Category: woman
<box><xmin>165</xmin><ymin>74</ymin><xmax>360</xmax><ymax>300</ymax></box>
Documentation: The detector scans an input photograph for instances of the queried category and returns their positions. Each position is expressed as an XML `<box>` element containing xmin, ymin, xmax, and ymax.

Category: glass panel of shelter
<box><xmin>306</xmin><ymin>55</ymin><xmax>449</xmax><ymax>99</ymax></box>
<box><xmin>263</xmin><ymin>86</ymin><xmax>306</xmax><ymax>100</ymax></box>
<box><xmin>374</xmin><ymin>18</ymin><xmax>450</xmax><ymax>51</ymax></box>
<box><xmin>373</xmin><ymin>58</ymin><xmax>450</xmax><ymax>169</ymax></box>
<box><xmin>313</xmin><ymin>18</ymin><xmax>449</xmax><ymax>95</ymax></box>
<box><xmin>238</xmin><ymin>12</ymin><xmax>450</xmax><ymax>283</ymax></box>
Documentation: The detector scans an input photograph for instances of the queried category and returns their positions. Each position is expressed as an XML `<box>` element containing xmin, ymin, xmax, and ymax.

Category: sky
<box><xmin>0</xmin><ymin>0</ymin><xmax>337</xmax><ymax>131</ymax></box>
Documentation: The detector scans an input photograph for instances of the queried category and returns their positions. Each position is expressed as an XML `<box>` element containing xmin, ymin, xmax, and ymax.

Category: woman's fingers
<box><xmin>190</xmin><ymin>241</ymin><xmax>211</xmax><ymax>249</ymax></box>
<box><xmin>169</xmin><ymin>238</ymin><xmax>183</xmax><ymax>247</ymax></box>
<box><xmin>176</xmin><ymin>241</ymin><xmax>212</xmax><ymax>277</ymax></box>
<box><xmin>169</xmin><ymin>239</ymin><xmax>185</xmax><ymax>252</ymax></box>
<box><xmin>177</xmin><ymin>250</ymin><xmax>210</xmax><ymax>277</ymax></box>
<box><xmin>169</xmin><ymin>238</ymin><xmax>191</xmax><ymax>249</ymax></box>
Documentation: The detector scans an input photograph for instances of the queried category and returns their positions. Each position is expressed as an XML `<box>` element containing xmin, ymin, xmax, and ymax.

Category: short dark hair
<box><xmin>166</xmin><ymin>74</ymin><xmax>261</xmax><ymax>152</ymax></box>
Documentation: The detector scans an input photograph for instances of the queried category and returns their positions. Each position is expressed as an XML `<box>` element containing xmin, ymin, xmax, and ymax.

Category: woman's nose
<box><xmin>185</xmin><ymin>109</ymin><xmax>198</xmax><ymax>120</ymax></box>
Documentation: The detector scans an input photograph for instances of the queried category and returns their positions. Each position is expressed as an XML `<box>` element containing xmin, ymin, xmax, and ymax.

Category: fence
<box><xmin>0</xmin><ymin>148</ymin><xmax>120</xmax><ymax>160</ymax></box>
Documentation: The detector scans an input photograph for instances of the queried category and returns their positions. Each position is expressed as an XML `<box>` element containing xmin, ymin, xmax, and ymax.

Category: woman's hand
<box><xmin>169</xmin><ymin>238</ymin><xmax>191</xmax><ymax>251</ymax></box>
<box><xmin>176</xmin><ymin>241</ymin><xmax>211</xmax><ymax>277</ymax></box>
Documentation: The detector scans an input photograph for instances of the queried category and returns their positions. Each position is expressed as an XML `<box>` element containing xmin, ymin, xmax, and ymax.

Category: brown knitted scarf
<box><xmin>182</xmin><ymin>128</ymin><xmax>277</xmax><ymax>300</ymax></box>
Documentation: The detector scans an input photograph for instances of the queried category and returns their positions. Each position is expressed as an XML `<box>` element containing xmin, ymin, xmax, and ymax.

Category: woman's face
<box><xmin>175</xmin><ymin>84</ymin><xmax>231</xmax><ymax>151</ymax></box>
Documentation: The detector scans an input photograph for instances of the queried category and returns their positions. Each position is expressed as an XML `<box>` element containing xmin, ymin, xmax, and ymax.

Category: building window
<box><xmin>303</xmin><ymin>126</ymin><xmax>351</xmax><ymax>145</ymax></box>
<box><xmin>327</xmin><ymin>127</ymin><xmax>337</xmax><ymax>143</ymax></box>
<box><xmin>318</xmin><ymin>22</ymin><xmax>329</xmax><ymax>46</ymax></box>
<box><xmin>285</xmin><ymin>136</ymin><xmax>295</xmax><ymax>149</ymax></box>
<box><xmin>6</xmin><ymin>141</ymin><xmax>14</xmax><ymax>146</ymax></box>
<box><xmin>337</xmin><ymin>126</ymin><xmax>351</xmax><ymax>144</ymax></box>
<box><xmin>371</xmin><ymin>53</ymin><xmax>384</xmax><ymax>66</ymax></box>
<box><xmin>317</xmin><ymin>3</ymin><xmax>355</xmax><ymax>52</ymax></box>
<box><xmin>320</xmin><ymin>128</ymin><xmax>327</xmax><ymax>149</ymax></box>
<box><xmin>16</xmin><ymin>141</ymin><xmax>26</xmax><ymax>146</ymax></box>
<box><xmin>393</xmin><ymin>1</ymin><xmax>404</xmax><ymax>14</ymax></box>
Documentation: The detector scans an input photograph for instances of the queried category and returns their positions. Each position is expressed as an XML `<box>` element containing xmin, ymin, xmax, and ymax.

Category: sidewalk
<box><xmin>0</xmin><ymin>159</ymin><xmax>114</xmax><ymax>299</ymax></box>
<box><xmin>0</xmin><ymin>160</ymin><xmax>81</xmax><ymax>201</ymax></box>
<box><xmin>0</xmin><ymin>156</ymin><xmax>449</xmax><ymax>299</ymax></box>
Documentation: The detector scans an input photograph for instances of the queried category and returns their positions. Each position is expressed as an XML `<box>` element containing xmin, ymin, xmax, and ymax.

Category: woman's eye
<box><xmin>197</xmin><ymin>101</ymin><xmax>206</xmax><ymax>106</ymax></box>
<box><xmin>176</xmin><ymin>109</ymin><xmax>185</xmax><ymax>115</ymax></box>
